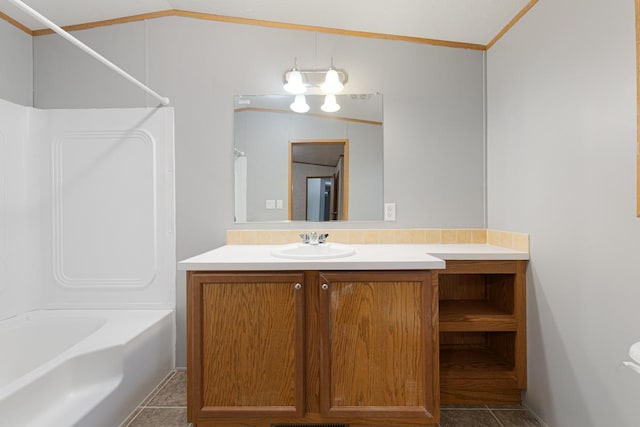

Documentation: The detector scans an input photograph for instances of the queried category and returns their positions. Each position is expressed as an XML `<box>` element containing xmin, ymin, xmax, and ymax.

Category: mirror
<box><xmin>234</xmin><ymin>94</ymin><xmax>383</xmax><ymax>223</ymax></box>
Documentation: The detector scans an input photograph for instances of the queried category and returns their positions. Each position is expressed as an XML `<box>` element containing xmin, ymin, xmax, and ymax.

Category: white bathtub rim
<box><xmin>0</xmin><ymin>309</ymin><xmax>174</xmax><ymax>399</ymax></box>
<box><xmin>0</xmin><ymin>346</ymin><xmax>126</xmax><ymax>426</ymax></box>
<box><xmin>0</xmin><ymin>315</ymin><xmax>107</xmax><ymax>387</ymax></box>
<box><xmin>0</xmin><ymin>345</ymin><xmax>125</xmax><ymax>401</ymax></box>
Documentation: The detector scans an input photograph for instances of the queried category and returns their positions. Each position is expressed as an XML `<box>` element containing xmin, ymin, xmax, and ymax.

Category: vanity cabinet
<box><xmin>436</xmin><ymin>260</ymin><xmax>527</xmax><ymax>404</ymax></box>
<box><xmin>187</xmin><ymin>272</ymin><xmax>306</xmax><ymax>419</ymax></box>
<box><xmin>187</xmin><ymin>270</ymin><xmax>439</xmax><ymax>427</ymax></box>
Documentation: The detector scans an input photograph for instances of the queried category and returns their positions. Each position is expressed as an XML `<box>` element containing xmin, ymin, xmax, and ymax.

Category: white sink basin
<box><xmin>271</xmin><ymin>243</ymin><xmax>356</xmax><ymax>260</ymax></box>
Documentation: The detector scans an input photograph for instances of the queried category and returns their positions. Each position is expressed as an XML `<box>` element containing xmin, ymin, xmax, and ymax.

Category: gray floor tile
<box><xmin>148</xmin><ymin>370</ymin><xmax>187</xmax><ymax>407</ymax></box>
<box><xmin>492</xmin><ymin>409</ymin><xmax>542</xmax><ymax>427</ymax></box>
<box><xmin>439</xmin><ymin>409</ymin><xmax>502</xmax><ymax>427</ymax></box>
<box><xmin>120</xmin><ymin>407</ymin><xmax>141</xmax><ymax>427</ymax></box>
<box><xmin>126</xmin><ymin>408</ymin><xmax>188</xmax><ymax>427</ymax></box>
<box><xmin>487</xmin><ymin>403</ymin><xmax>526</xmax><ymax>410</ymax></box>
<box><xmin>441</xmin><ymin>403</ymin><xmax>488</xmax><ymax>409</ymax></box>
<box><xmin>141</xmin><ymin>371</ymin><xmax>176</xmax><ymax>406</ymax></box>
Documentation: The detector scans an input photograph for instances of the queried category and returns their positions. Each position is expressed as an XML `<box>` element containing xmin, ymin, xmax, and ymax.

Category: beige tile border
<box><xmin>227</xmin><ymin>228</ymin><xmax>529</xmax><ymax>253</ymax></box>
<box><xmin>486</xmin><ymin>229</ymin><xmax>530</xmax><ymax>252</ymax></box>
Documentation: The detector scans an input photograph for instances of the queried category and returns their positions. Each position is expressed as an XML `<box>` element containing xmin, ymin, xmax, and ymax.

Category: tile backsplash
<box><xmin>227</xmin><ymin>229</ymin><xmax>529</xmax><ymax>253</ymax></box>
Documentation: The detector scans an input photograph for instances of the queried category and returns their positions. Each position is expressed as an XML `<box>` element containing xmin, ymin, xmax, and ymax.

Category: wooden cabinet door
<box><xmin>318</xmin><ymin>271</ymin><xmax>438</xmax><ymax>420</ymax></box>
<box><xmin>187</xmin><ymin>272</ymin><xmax>305</xmax><ymax>421</ymax></box>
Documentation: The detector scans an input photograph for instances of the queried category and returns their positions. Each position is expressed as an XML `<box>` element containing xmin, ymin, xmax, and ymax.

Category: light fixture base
<box><xmin>283</xmin><ymin>69</ymin><xmax>348</xmax><ymax>91</ymax></box>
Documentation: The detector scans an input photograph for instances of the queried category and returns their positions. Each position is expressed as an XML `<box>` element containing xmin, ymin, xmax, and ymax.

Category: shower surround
<box><xmin>0</xmin><ymin>98</ymin><xmax>176</xmax><ymax>427</ymax></box>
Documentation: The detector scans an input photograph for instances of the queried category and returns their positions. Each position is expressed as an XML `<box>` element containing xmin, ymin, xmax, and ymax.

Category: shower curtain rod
<box><xmin>9</xmin><ymin>0</ymin><xmax>170</xmax><ymax>106</ymax></box>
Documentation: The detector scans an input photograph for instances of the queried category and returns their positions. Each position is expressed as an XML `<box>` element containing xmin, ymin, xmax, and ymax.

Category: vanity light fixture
<box><xmin>283</xmin><ymin>60</ymin><xmax>306</xmax><ymax>95</ymax></box>
<box><xmin>290</xmin><ymin>94</ymin><xmax>310</xmax><ymax>113</ymax></box>
<box><xmin>283</xmin><ymin>58</ymin><xmax>348</xmax><ymax>113</ymax></box>
<box><xmin>320</xmin><ymin>60</ymin><xmax>344</xmax><ymax>94</ymax></box>
<box><xmin>283</xmin><ymin>58</ymin><xmax>348</xmax><ymax>95</ymax></box>
<box><xmin>321</xmin><ymin>94</ymin><xmax>341</xmax><ymax>113</ymax></box>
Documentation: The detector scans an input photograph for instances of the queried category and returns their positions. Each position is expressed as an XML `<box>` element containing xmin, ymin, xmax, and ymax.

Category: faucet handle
<box><xmin>318</xmin><ymin>233</ymin><xmax>329</xmax><ymax>244</ymax></box>
<box><xmin>308</xmin><ymin>231</ymin><xmax>319</xmax><ymax>244</ymax></box>
<box><xmin>299</xmin><ymin>233</ymin><xmax>310</xmax><ymax>243</ymax></box>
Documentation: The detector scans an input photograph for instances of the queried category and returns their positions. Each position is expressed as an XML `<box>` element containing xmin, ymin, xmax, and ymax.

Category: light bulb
<box><xmin>290</xmin><ymin>95</ymin><xmax>310</xmax><ymax>113</ymax></box>
<box><xmin>284</xmin><ymin>69</ymin><xmax>306</xmax><ymax>94</ymax></box>
<box><xmin>320</xmin><ymin>68</ymin><xmax>344</xmax><ymax>94</ymax></box>
<box><xmin>321</xmin><ymin>94</ymin><xmax>340</xmax><ymax>113</ymax></box>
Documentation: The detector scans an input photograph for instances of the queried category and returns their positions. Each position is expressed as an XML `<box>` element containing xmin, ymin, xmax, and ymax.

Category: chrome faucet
<box><xmin>299</xmin><ymin>232</ymin><xmax>329</xmax><ymax>244</ymax></box>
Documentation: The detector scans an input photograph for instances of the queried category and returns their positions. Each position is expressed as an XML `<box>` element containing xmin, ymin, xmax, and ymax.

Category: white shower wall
<box><xmin>0</xmin><ymin>99</ymin><xmax>40</xmax><ymax>320</ymax></box>
<box><xmin>0</xmin><ymin>98</ymin><xmax>176</xmax><ymax>320</ymax></box>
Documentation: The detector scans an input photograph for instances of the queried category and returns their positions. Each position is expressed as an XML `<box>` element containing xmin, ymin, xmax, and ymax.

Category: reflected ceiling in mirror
<box><xmin>234</xmin><ymin>94</ymin><xmax>384</xmax><ymax>223</ymax></box>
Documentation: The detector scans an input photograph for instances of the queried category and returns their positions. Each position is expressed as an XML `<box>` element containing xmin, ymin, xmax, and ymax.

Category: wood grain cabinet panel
<box><xmin>318</xmin><ymin>271</ymin><xmax>438</xmax><ymax>420</ymax></box>
<box><xmin>187</xmin><ymin>272</ymin><xmax>305</xmax><ymax>420</ymax></box>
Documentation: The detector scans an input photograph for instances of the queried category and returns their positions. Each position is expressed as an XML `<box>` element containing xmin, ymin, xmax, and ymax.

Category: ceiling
<box><xmin>0</xmin><ymin>0</ymin><xmax>535</xmax><ymax>46</ymax></box>
<box><xmin>293</xmin><ymin>143</ymin><xmax>344</xmax><ymax>168</ymax></box>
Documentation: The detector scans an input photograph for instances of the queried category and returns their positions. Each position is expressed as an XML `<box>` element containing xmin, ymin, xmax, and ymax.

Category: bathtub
<box><xmin>0</xmin><ymin>309</ymin><xmax>174</xmax><ymax>427</ymax></box>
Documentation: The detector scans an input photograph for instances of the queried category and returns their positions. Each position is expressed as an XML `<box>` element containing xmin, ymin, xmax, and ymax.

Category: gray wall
<box><xmin>0</xmin><ymin>20</ymin><xmax>32</xmax><ymax>106</ymax></box>
<box><xmin>487</xmin><ymin>0</ymin><xmax>640</xmax><ymax>425</ymax></box>
<box><xmin>32</xmin><ymin>17</ymin><xmax>486</xmax><ymax>367</ymax></box>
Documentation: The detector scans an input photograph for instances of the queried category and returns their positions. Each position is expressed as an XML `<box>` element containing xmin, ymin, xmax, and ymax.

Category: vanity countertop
<box><xmin>178</xmin><ymin>243</ymin><xmax>529</xmax><ymax>271</ymax></box>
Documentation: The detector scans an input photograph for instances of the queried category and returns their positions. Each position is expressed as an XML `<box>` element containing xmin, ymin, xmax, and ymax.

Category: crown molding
<box><xmin>1</xmin><ymin>4</ymin><xmax>540</xmax><ymax>51</ymax></box>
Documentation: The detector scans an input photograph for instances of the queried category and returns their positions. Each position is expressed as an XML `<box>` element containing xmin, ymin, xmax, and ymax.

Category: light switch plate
<box><xmin>266</xmin><ymin>199</ymin><xmax>276</xmax><ymax>209</ymax></box>
<box><xmin>384</xmin><ymin>203</ymin><xmax>396</xmax><ymax>221</ymax></box>
<box><xmin>276</xmin><ymin>199</ymin><xmax>283</xmax><ymax>209</ymax></box>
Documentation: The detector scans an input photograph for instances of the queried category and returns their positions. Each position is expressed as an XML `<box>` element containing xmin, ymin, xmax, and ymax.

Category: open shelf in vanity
<box><xmin>436</xmin><ymin>260</ymin><xmax>527</xmax><ymax>404</ymax></box>
<box><xmin>440</xmin><ymin>332</ymin><xmax>516</xmax><ymax>377</ymax></box>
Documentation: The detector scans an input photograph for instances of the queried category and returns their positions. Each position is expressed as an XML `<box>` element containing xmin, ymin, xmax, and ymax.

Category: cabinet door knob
<box><xmin>321</xmin><ymin>283</ymin><xmax>329</xmax><ymax>290</ymax></box>
<box><xmin>294</xmin><ymin>283</ymin><xmax>302</xmax><ymax>290</ymax></box>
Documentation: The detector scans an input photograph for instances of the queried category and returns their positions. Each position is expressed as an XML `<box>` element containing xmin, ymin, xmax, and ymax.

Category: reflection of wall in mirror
<box><xmin>235</xmin><ymin>109</ymin><xmax>383</xmax><ymax>222</ymax></box>
<box><xmin>233</xmin><ymin>155</ymin><xmax>247</xmax><ymax>222</ymax></box>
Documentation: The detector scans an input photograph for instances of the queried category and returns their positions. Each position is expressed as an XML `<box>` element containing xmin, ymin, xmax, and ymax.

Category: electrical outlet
<box><xmin>384</xmin><ymin>203</ymin><xmax>396</xmax><ymax>221</ymax></box>
<box><xmin>276</xmin><ymin>199</ymin><xmax>283</xmax><ymax>209</ymax></box>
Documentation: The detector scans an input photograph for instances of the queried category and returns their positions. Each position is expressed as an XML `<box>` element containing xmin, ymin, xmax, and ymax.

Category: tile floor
<box><xmin>121</xmin><ymin>370</ymin><xmax>543</xmax><ymax>427</ymax></box>
<box><xmin>121</xmin><ymin>370</ymin><xmax>187</xmax><ymax>427</ymax></box>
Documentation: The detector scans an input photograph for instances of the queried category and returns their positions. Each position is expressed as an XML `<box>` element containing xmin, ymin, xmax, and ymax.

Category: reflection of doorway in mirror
<box><xmin>289</xmin><ymin>140</ymin><xmax>349</xmax><ymax>221</ymax></box>
<box><xmin>306</xmin><ymin>177</ymin><xmax>334</xmax><ymax>221</ymax></box>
